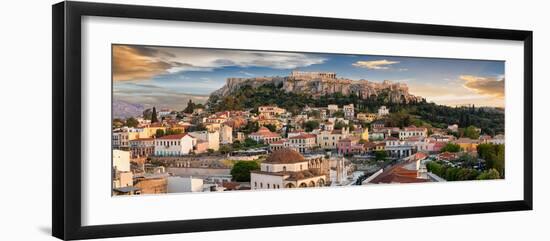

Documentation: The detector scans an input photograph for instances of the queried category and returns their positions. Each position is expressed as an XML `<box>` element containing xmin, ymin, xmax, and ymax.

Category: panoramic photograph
<box><xmin>111</xmin><ymin>44</ymin><xmax>505</xmax><ymax>196</ymax></box>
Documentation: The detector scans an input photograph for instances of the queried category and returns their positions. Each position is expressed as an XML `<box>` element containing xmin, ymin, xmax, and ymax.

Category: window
<box><xmin>267</xmin><ymin>184</ymin><xmax>270</xmax><ymax>189</ymax></box>
<box><xmin>283</xmin><ymin>166</ymin><xmax>287</xmax><ymax>172</ymax></box>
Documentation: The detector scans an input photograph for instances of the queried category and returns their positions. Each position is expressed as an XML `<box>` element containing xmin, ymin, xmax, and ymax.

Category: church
<box><xmin>250</xmin><ymin>149</ymin><xmax>330</xmax><ymax>189</ymax></box>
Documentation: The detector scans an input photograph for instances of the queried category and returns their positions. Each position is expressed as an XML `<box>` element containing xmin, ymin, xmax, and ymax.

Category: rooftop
<box><xmin>264</xmin><ymin>149</ymin><xmax>306</xmax><ymax>164</ymax></box>
<box><xmin>156</xmin><ymin>133</ymin><xmax>189</xmax><ymax>140</ymax></box>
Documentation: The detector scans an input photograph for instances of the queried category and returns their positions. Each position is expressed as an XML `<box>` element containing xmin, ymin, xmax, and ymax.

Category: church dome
<box><xmin>265</xmin><ymin>148</ymin><xmax>305</xmax><ymax>164</ymax></box>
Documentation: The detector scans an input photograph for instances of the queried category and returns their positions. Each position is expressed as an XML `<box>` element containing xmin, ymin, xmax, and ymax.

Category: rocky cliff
<box><xmin>211</xmin><ymin>72</ymin><xmax>423</xmax><ymax>104</ymax></box>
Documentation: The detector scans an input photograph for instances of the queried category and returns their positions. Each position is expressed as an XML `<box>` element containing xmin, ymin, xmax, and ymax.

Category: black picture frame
<box><xmin>52</xmin><ymin>1</ymin><xmax>533</xmax><ymax>240</ymax></box>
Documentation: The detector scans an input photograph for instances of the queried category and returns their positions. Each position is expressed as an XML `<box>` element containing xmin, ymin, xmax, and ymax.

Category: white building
<box><xmin>113</xmin><ymin>149</ymin><xmax>131</xmax><ymax>172</ymax></box>
<box><xmin>327</xmin><ymin>104</ymin><xmax>339</xmax><ymax>115</ymax></box>
<box><xmin>489</xmin><ymin>134</ymin><xmax>505</xmax><ymax>145</ymax></box>
<box><xmin>378</xmin><ymin>106</ymin><xmax>390</xmax><ymax>117</ymax></box>
<box><xmin>154</xmin><ymin>134</ymin><xmax>196</xmax><ymax>156</ymax></box>
<box><xmin>250</xmin><ymin>149</ymin><xmax>329</xmax><ymax>189</ymax></box>
<box><xmin>112</xmin><ymin>150</ymin><xmax>133</xmax><ymax>189</ymax></box>
<box><xmin>343</xmin><ymin>104</ymin><xmax>355</xmax><ymax>119</ymax></box>
<box><xmin>385</xmin><ymin>137</ymin><xmax>414</xmax><ymax>158</ymax></box>
<box><xmin>189</xmin><ymin>130</ymin><xmax>220</xmax><ymax>151</ymax></box>
<box><xmin>167</xmin><ymin>176</ymin><xmax>204</xmax><ymax>193</ymax></box>
<box><xmin>399</xmin><ymin>126</ymin><xmax>428</xmax><ymax>140</ymax></box>
<box><xmin>220</xmin><ymin>124</ymin><xmax>233</xmax><ymax>144</ymax></box>
<box><xmin>285</xmin><ymin>133</ymin><xmax>317</xmax><ymax>153</ymax></box>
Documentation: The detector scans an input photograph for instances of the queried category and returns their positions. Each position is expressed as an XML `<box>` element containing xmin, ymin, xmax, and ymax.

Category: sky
<box><xmin>113</xmin><ymin>44</ymin><xmax>505</xmax><ymax>109</ymax></box>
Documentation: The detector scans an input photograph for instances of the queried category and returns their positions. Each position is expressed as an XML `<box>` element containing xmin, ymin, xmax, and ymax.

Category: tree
<box><xmin>477</xmin><ymin>143</ymin><xmax>504</xmax><ymax>177</ymax></box>
<box><xmin>125</xmin><ymin>117</ymin><xmax>139</xmax><ymax>127</ymax></box>
<box><xmin>219</xmin><ymin>145</ymin><xmax>233</xmax><ymax>154</ymax></box>
<box><xmin>333</xmin><ymin>110</ymin><xmax>344</xmax><ymax>118</ymax></box>
<box><xmin>151</xmin><ymin>107</ymin><xmax>158</xmax><ymax>123</ymax></box>
<box><xmin>244</xmin><ymin>138</ymin><xmax>259</xmax><ymax>147</ymax></box>
<box><xmin>155</xmin><ymin>129</ymin><xmax>165</xmax><ymax>137</ymax></box>
<box><xmin>183</xmin><ymin>99</ymin><xmax>196</xmax><ymax>114</ymax></box>
<box><xmin>207</xmin><ymin>149</ymin><xmax>214</xmax><ymax>154</ymax></box>
<box><xmin>112</xmin><ymin>118</ymin><xmax>125</xmax><ymax>128</ymax></box>
<box><xmin>440</xmin><ymin>143</ymin><xmax>461</xmax><ymax>153</ymax></box>
<box><xmin>477</xmin><ymin>168</ymin><xmax>501</xmax><ymax>180</ymax></box>
<box><xmin>374</xmin><ymin>151</ymin><xmax>387</xmax><ymax>161</ymax></box>
<box><xmin>264</xmin><ymin>124</ymin><xmax>277</xmax><ymax>132</ymax></box>
<box><xmin>230</xmin><ymin>161</ymin><xmax>260</xmax><ymax>182</ymax></box>
<box><xmin>463</xmin><ymin>125</ymin><xmax>480</xmax><ymax>139</ymax></box>
<box><xmin>304</xmin><ymin>120</ymin><xmax>320</xmax><ymax>132</ymax></box>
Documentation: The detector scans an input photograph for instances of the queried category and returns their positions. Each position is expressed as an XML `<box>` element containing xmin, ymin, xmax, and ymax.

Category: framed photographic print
<box><xmin>52</xmin><ymin>1</ymin><xmax>533</xmax><ymax>240</ymax></box>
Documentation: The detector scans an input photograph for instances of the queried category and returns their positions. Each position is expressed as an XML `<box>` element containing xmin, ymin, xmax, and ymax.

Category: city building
<box><xmin>343</xmin><ymin>104</ymin><xmax>355</xmax><ymax>119</ymax></box>
<box><xmin>129</xmin><ymin>138</ymin><xmax>155</xmax><ymax>158</ymax></box>
<box><xmin>489</xmin><ymin>134</ymin><xmax>505</xmax><ymax>145</ymax></box>
<box><xmin>189</xmin><ymin>130</ymin><xmax>220</xmax><ymax>151</ymax></box>
<box><xmin>154</xmin><ymin>134</ymin><xmax>196</xmax><ymax>156</ymax></box>
<box><xmin>378</xmin><ymin>106</ymin><xmax>390</xmax><ymax>117</ymax></box>
<box><xmin>337</xmin><ymin>137</ymin><xmax>365</xmax><ymax>155</ymax></box>
<box><xmin>385</xmin><ymin>137</ymin><xmax>414</xmax><ymax>158</ymax></box>
<box><xmin>250</xmin><ymin>149</ymin><xmax>329</xmax><ymax>189</ymax></box>
<box><xmin>399</xmin><ymin>126</ymin><xmax>428</xmax><ymax>140</ymax></box>
<box><xmin>248</xmin><ymin>126</ymin><xmax>281</xmax><ymax>144</ymax></box>
<box><xmin>315</xmin><ymin>127</ymin><xmax>350</xmax><ymax>150</ymax></box>
<box><xmin>167</xmin><ymin>176</ymin><xmax>204</xmax><ymax>193</ymax></box>
<box><xmin>258</xmin><ymin>106</ymin><xmax>286</xmax><ymax>118</ymax></box>
<box><xmin>356</xmin><ymin>113</ymin><xmax>377</xmax><ymax>123</ymax></box>
<box><xmin>453</xmin><ymin>138</ymin><xmax>479</xmax><ymax>153</ymax></box>
<box><xmin>219</xmin><ymin>124</ymin><xmax>233</xmax><ymax>144</ymax></box>
<box><xmin>286</xmin><ymin>133</ymin><xmax>317</xmax><ymax>153</ymax></box>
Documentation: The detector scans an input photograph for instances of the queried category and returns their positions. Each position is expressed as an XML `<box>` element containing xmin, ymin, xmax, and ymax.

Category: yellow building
<box><xmin>453</xmin><ymin>138</ymin><xmax>479</xmax><ymax>153</ymax></box>
<box><xmin>356</xmin><ymin>113</ymin><xmax>377</xmax><ymax>123</ymax></box>
<box><xmin>140</xmin><ymin>125</ymin><xmax>167</xmax><ymax>138</ymax></box>
<box><xmin>360</xmin><ymin>128</ymin><xmax>369</xmax><ymax>141</ymax></box>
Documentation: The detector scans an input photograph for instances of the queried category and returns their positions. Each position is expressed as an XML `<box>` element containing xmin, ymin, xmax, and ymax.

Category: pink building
<box><xmin>337</xmin><ymin>137</ymin><xmax>365</xmax><ymax>155</ymax></box>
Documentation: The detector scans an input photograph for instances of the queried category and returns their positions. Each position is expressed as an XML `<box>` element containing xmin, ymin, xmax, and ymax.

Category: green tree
<box><xmin>230</xmin><ymin>161</ymin><xmax>260</xmax><ymax>182</ymax></box>
<box><xmin>155</xmin><ymin>129</ymin><xmax>165</xmax><ymax>137</ymax></box>
<box><xmin>374</xmin><ymin>151</ymin><xmax>387</xmax><ymax>161</ymax></box>
<box><xmin>477</xmin><ymin>168</ymin><xmax>501</xmax><ymax>180</ymax></box>
<box><xmin>463</xmin><ymin>125</ymin><xmax>480</xmax><ymax>139</ymax></box>
<box><xmin>244</xmin><ymin>138</ymin><xmax>259</xmax><ymax>147</ymax></box>
<box><xmin>264</xmin><ymin>124</ymin><xmax>277</xmax><ymax>132</ymax></box>
<box><xmin>183</xmin><ymin>99</ymin><xmax>196</xmax><ymax>114</ymax></box>
<box><xmin>125</xmin><ymin>117</ymin><xmax>139</xmax><ymax>127</ymax></box>
<box><xmin>333</xmin><ymin>110</ymin><xmax>344</xmax><ymax>118</ymax></box>
<box><xmin>304</xmin><ymin>120</ymin><xmax>320</xmax><ymax>132</ymax></box>
<box><xmin>151</xmin><ymin>107</ymin><xmax>158</xmax><ymax>123</ymax></box>
<box><xmin>219</xmin><ymin>145</ymin><xmax>233</xmax><ymax>154</ymax></box>
<box><xmin>440</xmin><ymin>143</ymin><xmax>461</xmax><ymax>153</ymax></box>
<box><xmin>112</xmin><ymin>118</ymin><xmax>125</xmax><ymax>128</ymax></box>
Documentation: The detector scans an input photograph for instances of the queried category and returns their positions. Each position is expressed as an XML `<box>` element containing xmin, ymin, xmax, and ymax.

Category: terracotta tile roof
<box><xmin>289</xmin><ymin>133</ymin><xmax>316</xmax><ymax>139</ymax></box>
<box><xmin>156</xmin><ymin>133</ymin><xmax>189</xmax><ymax>139</ymax></box>
<box><xmin>270</xmin><ymin>139</ymin><xmax>286</xmax><ymax>145</ymax></box>
<box><xmin>264</xmin><ymin>149</ymin><xmax>306</xmax><ymax>164</ymax></box>
<box><xmin>370</xmin><ymin>165</ymin><xmax>428</xmax><ymax>184</ymax></box>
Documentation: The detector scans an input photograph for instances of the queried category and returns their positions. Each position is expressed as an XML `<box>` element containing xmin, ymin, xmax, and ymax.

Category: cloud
<box><xmin>113</xmin><ymin>45</ymin><xmax>327</xmax><ymax>81</ymax></box>
<box><xmin>352</xmin><ymin>59</ymin><xmax>400</xmax><ymax>70</ymax></box>
<box><xmin>113</xmin><ymin>46</ymin><xmax>175</xmax><ymax>81</ymax></box>
<box><xmin>459</xmin><ymin>75</ymin><xmax>504</xmax><ymax>98</ymax></box>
